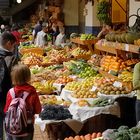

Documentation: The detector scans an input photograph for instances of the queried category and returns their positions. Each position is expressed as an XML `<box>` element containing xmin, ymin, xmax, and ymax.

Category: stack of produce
<box><xmin>88</xmin><ymin>55</ymin><xmax>103</xmax><ymax>67</ymax></box>
<box><xmin>22</xmin><ymin>53</ymin><xmax>43</xmax><ymax>66</ymax></box>
<box><xmin>65</xmin><ymin>132</ymin><xmax>102</xmax><ymax>140</ymax></box>
<box><xmin>80</xmin><ymin>34</ymin><xmax>96</xmax><ymax>40</ymax></box>
<box><xmin>77</xmin><ymin>98</ymin><xmax>113</xmax><ymax>107</ymax></box>
<box><xmin>72</xmin><ymin>90</ymin><xmax>97</xmax><ymax>99</ymax></box>
<box><xmin>39</xmin><ymin>95</ymin><xmax>62</xmax><ymax>105</ymax></box>
<box><xmin>105</xmin><ymin>32</ymin><xmax>140</xmax><ymax>44</ymax></box>
<box><xmin>125</xmin><ymin>59</ymin><xmax>139</xmax><ymax>66</ymax></box>
<box><xmin>65</xmin><ymin>76</ymin><xmax>102</xmax><ymax>98</ymax></box>
<box><xmin>39</xmin><ymin>95</ymin><xmax>71</xmax><ymax>106</ymax></box>
<box><xmin>39</xmin><ymin>105</ymin><xmax>72</xmax><ymax>120</ymax></box>
<box><xmin>47</xmin><ymin>49</ymin><xmax>72</xmax><ymax>63</ymax></box>
<box><xmin>100</xmin><ymin>56</ymin><xmax>130</xmax><ymax>73</ymax></box>
<box><xmin>98</xmin><ymin>79</ymin><xmax>129</xmax><ymax>95</ymax></box>
<box><xmin>118</xmin><ymin>71</ymin><xmax>133</xmax><ymax>82</ymax></box>
<box><xmin>64</xmin><ymin>60</ymin><xmax>97</xmax><ymax>77</ymax></box>
<box><xmin>32</xmin><ymin>80</ymin><xmax>56</xmax><ymax>94</ymax></box>
<box><xmin>102</xmin><ymin>125</ymin><xmax>140</xmax><ymax>140</ymax></box>
<box><xmin>55</xmin><ymin>76</ymin><xmax>74</xmax><ymax>84</ymax></box>
<box><xmin>65</xmin><ymin>76</ymin><xmax>102</xmax><ymax>91</ymax></box>
<box><xmin>71</xmin><ymin>47</ymin><xmax>92</xmax><ymax>59</ymax></box>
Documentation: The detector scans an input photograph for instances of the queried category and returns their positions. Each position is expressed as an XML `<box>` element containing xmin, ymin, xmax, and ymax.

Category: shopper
<box><xmin>55</xmin><ymin>27</ymin><xmax>66</xmax><ymax>47</ymax></box>
<box><xmin>97</xmin><ymin>23</ymin><xmax>113</xmax><ymax>39</ymax></box>
<box><xmin>11</xmin><ymin>24</ymin><xmax>21</xmax><ymax>60</ymax></box>
<box><xmin>32</xmin><ymin>20</ymin><xmax>43</xmax><ymax>43</ymax></box>
<box><xmin>35</xmin><ymin>23</ymin><xmax>48</xmax><ymax>47</ymax></box>
<box><xmin>4</xmin><ymin>64</ymin><xmax>42</xmax><ymax>140</ymax></box>
<box><xmin>0</xmin><ymin>32</ymin><xmax>17</xmax><ymax>140</ymax></box>
<box><xmin>133</xmin><ymin>62</ymin><xmax>140</xmax><ymax>123</ymax></box>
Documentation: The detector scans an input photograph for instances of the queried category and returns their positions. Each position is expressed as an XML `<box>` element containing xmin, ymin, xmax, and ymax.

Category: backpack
<box><xmin>5</xmin><ymin>88</ymin><xmax>30</xmax><ymax>136</ymax></box>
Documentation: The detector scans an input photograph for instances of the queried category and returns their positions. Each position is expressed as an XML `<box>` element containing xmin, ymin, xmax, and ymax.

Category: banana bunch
<box><xmin>44</xmin><ymin>80</ymin><xmax>56</xmax><ymax>94</ymax></box>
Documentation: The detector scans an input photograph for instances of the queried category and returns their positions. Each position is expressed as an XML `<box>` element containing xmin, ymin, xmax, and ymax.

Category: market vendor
<box><xmin>133</xmin><ymin>62</ymin><xmax>140</xmax><ymax>123</ymax></box>
<box><xmin>97</xmin><ymin>23</ymin><xmax>113</xmax><ymax>39</ymax></box>
<box><xmin>35</xmin><ymin>23</ymin><xmax>49</xmax><ymax>47</ymax></box>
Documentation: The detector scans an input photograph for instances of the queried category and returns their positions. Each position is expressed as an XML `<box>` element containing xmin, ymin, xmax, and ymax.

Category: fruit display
<box><xmin>39</xmin><ymin>105</ymin><xmax>72</xmax><ymax>120</ymax></box>
<box><xmin>21</xmin><ymin>53</ymin><xmax>43</xmax><ymax>66</ymax></box>
<box><xmin>88</xmin><ymin>55</ymin><xmax>103</xmax><ymax>67</ymax></box>
<box><xmin>78</xmin><ymin>66</ymin><xmax>97</xmax><ymax>78</ymax></box>
<box><xmin>124</xmin><ymin>59</ymin><xmax>139</xmax><ymax>66</ymax></box>
<box><xmin>30</xmin><ymin>66</ymin><xmax>44</xmax><ymax>74</ymax></box>
<box><xmin>100</xmin><ymin>56</ymin><xmax>131</xmax><ymax>73</ymax></box>
<box><xmin>118</xmin><ymin>71</ymin><xmax>133</xmax><ymax>82</ymax></box>
<box><xmin>64</xmin><ymin>77</ymin><xmax>101</xmax><ymax>91</ymax></box>
<box><xmin>92</xmin><ymin>98</ymin><xmax>114</xmax><ymax>107</ymax></box>
<box><xmin>80</xmin><ymin>34</ymin><xmax>96</xmax><ymax>40</ymax></box>
<box><xmin>71</xmin><ymin>47</ymin><xmax>92</xmax><ymax>59</ymax></box>
<box><xmin>64</xmin><ymin>60</ymin><xmax>97</xmax><ymax>77</ymax></box>
<box><xmin>105</xmin><ymin>32</ymin><xmax>140</xmax><ymax>44</ymax></box>
<box><xmin>102</xmin><ymin>125</ymin><xmax>140</xmax><ymax>140</ymax></box>
<box><xmin>39</xmin><ymin>95</ymin><xmax>63</xmax><ymax>105</ymax></box>
<box><xmin>64</xmin><ymin>132</ymin><xmax>102</xmax><ymax>140</ymax></box>
<box><xmin>72</xmin><ymin>90</ymin><xmax>97</xmax><ymax>99</ymax></box>
<box><xmin>98</xmin><ymin>79</ymin><xmax>130</xmax><ymax>95</ymax></box>
<box><xmin>32</xmin><ymin>80</ymin><xmax>56</xmax><ymax>94</ymax></box>
<box><xmin>77</xmin><ymin>99</ymin><xmax>90</xmax><ymax>107</ymax></box>
<box><xmin>47</xmin><ymin>49</ymin><xmax>72</xmax><ymax>63</ymax></box>
<box><xmin>55</xmin><ymin>76</ymin><xmax>74</xmax><ymax>84</ymax></box>
<box><xmin>134</xmin><ymin>39</ymin><xmax>140</xmax><ymax>45</ymax></box>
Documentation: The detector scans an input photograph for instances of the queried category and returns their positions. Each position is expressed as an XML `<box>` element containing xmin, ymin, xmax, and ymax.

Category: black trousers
<box><xmin>0</xmin><ymin>103</ymin><xmax>4</xmax><ymax>140</ymax></box>
<box><xmin>136</xmin><ymin>99</ymin><xmax>140</xmax><ymax>123</ymax></box>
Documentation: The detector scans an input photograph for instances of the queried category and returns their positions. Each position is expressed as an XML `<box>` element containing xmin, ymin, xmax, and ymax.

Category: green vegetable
<box><xmin>118</xmin><ymin>126</ymin><xmax>129</xmax><ymax>132</ymax></box>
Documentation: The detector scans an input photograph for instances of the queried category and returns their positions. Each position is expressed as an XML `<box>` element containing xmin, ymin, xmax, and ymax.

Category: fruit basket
<box><xmin>19</xmin><ymin>48</ymin><xmax>45</xmax><ymax>55</ymax></box>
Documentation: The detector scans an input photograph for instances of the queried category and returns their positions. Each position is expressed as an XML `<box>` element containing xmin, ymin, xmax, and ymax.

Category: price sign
<box><xmin>113</xmin><ymin>81</ymin><xmax>122</xmax><ymax>88</ymax></box>
<box><xmin>91</xmin><ymin>86</ymin><xmax>97</xmax><ymax>92</ymax></box>
<box><xmin>125</xmin><ymin>44</ymin><xmax>129</xmax><ymax>51</ymax></box>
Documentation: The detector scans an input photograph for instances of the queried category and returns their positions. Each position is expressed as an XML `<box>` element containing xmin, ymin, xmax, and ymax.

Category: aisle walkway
<box><xmin>33</xmin><ymin>125</ymin><xmax>44</xmax><ymax>140</ymax></box>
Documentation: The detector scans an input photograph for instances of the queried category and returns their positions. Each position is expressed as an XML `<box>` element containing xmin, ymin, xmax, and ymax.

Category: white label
<box><xmin>125</xmin><ymin>44</ymin><xmax>129</xmax><ymax>51</ymax></box>
<box><xmin>113</xmin><ymin>81</ymin><xmax>122</xmax><ymax>88</ymax></box>
<box><xmin>91</xmin><ymin>86</ymin><xmax>97</xmax><ymax>91</ymax></box>
<box><xmin>108</xmin><ymin>70</ymin><xmax>112</xmax><ymax>74</ymax></box>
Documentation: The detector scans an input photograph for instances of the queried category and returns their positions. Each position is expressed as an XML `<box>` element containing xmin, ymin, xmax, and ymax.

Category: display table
<box><xmin>95</xmin><ymin>40</ymin><xmax>140</xmax><ymax>54</ymax></box>
<box><xmin>69</xmin><ymin>102</ymin><xmax>120</xmax><ymax>122</ymax></box>
<box><xmin>35</xmin><ymin>117</ymin><xmax>83</xmax><ymax>140</ymax></box>
<box><xmin>71</xmin><ymin>38</ymin><xmax>99</xmax><ymax>54</ymax></box>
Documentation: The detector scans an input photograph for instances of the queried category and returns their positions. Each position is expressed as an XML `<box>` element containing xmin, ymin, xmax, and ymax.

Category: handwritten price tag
<box><xmin>91</xmin><ymin>86</ymin><xmax>97</xmax><ymax>92</ymax></box>
<box><xmin>125</xmin><ymin>44</ymin><xmax>129</xmax><ymax>51</ymax></box>
<box><xmin>113</xmin><ymin>81</ymin><xmax>122</xmax><ymax>88</ymax></box>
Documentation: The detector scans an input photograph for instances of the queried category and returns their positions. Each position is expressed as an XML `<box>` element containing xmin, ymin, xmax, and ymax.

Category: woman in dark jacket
<box><xmin>0</xmin><ymin>31</ymin><xmax>17</xmax><ymax>140</ymax></box>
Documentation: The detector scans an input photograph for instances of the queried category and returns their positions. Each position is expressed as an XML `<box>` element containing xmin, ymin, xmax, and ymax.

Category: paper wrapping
<box><xmin>68</xmin><ymin>102</ymin><xmax>120</xmax><ymax>122</ymax></box>
<box><xmin>97</xmin><ymin>91</ymin><xmax>136</xmax><ymax>100</ymax></box>
<box><xmin>60</xmin><ymin>89</ymin><xmax>74</xmax><ymax>101</ymax></box>
<box><xmin>35</xmin><ymin>116</ymin><xmax>83</xmax><ymax>134</ymax></box>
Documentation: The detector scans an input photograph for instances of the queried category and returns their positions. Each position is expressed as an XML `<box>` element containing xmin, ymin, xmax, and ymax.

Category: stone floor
<box><xmin>33</xmin><ymin>125</ymin><xmax>44</xmax><ymax>140</ymax></box>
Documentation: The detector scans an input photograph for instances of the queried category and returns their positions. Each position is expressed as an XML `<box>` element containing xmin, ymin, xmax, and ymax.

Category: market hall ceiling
<box><xmin>0</xmin><ymin>0</ymin><xmax>9</xmax><ymax>8</ymax></box>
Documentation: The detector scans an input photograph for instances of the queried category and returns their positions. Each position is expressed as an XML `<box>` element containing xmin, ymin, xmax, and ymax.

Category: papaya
<box><xmin>121</xmin><ymin>33</ymin><xmax>127</xmax><ymax>43</ymax></box>
<box><xmin>125</xmin><ymin>33</ymin><xmax>140</xmax><ymax>44</ymax></box>
<box><xmin>110</xmin><ymin>33</ymin><xmax>116</xmax><ymax>42</ymax></box>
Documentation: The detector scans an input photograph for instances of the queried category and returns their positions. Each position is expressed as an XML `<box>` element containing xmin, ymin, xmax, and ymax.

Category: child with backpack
<box><xmin>4</xmin><ymin>64</ymin><xmax>42</xmax><ymax>140</ymax></box>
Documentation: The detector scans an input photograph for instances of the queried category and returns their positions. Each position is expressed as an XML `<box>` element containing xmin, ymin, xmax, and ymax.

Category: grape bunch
<box><xmin>39</xmin><ymin>105</ymin><xmax>72</xmax><ymax>120</ymax></box>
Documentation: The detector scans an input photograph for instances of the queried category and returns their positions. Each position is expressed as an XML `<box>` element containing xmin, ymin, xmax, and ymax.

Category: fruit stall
<box><xmin>17</xmin><ymin>28</ymin><xmax>140</xmax><ymax>139</ymax></box>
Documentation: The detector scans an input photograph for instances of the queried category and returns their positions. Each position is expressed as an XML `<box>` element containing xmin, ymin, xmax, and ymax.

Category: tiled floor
<box><xmin>33</xmin><ymin>125</ymin><xmax>44</xmax><ymax>140</ymax></box>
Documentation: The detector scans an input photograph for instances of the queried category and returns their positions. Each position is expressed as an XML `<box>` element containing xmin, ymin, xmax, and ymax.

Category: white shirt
<box><xmin>35</xmin><ymin>30</ymin><xmax>47</xmax><ymax>47</ymax></box>
<box><xmin>55</xmin><ymin>33</ymin><xmax>66</xmax><ymax>46</ymax></box>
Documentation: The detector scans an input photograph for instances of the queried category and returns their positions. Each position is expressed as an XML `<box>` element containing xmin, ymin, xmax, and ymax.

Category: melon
<box><xmin>121</xmin><ymin>33</ymin><xmax>127</xmax><ymax>43</ymax></box>
<box><xmin>125</xmin><ymin>33</ymin><xmax>140</xmax><ymax>44</ymax></box>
